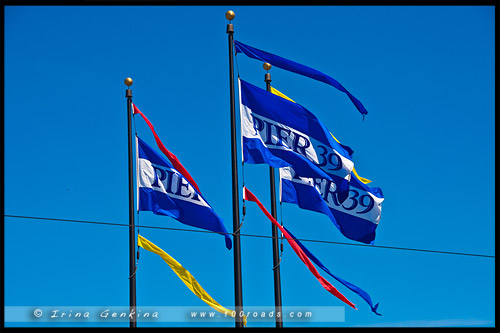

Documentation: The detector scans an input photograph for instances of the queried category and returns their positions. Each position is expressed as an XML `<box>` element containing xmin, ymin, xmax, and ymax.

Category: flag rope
<box><xmin>234</xmin><ymin>47</ymin><xmax>241</xmax><ymax>78</ymax></box>
<box><xmin>279</xmin><ymin>201</ymin><xmax>284</xmax><ymax>263</ymax></box>
<box><xmin>272</xmin><ymin>254</ymin><xmax>282</xmax><ymax>271</ymax></box>
<box><xmin>128</xmin><ymin>265</ymin><xmax>138</xmax><ymax>280</ymax></box>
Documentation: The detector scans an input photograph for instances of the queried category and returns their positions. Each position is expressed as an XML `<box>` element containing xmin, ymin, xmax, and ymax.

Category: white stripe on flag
<box><xmin>138</xmin><ymin>158</ymin><xmax>210</xmax><ymax>208</ymax></box>
<box><xmin>241</xmin><ymin>102</ymin><xmax>353</xmax><ymax>180</ymax></box>
<box><xmin>280</xmin><ymin>167</ymin><xmax>382</xmax><ymax>224</ymax></box>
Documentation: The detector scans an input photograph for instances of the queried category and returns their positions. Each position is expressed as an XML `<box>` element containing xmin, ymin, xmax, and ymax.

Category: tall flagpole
<box><xmin>125</xmin><ymin>77</ymin><xmax>137</xmax><ymax>328</ymax></box>
<box><xmin>226</xmin><ymin>10</ymin><xmax>244</xmax><ymax>328</ymax></box>
<box><xmin>264</xmin><ymin>63</ymin><xmax>284</xmax><ymax>328</ymax></box>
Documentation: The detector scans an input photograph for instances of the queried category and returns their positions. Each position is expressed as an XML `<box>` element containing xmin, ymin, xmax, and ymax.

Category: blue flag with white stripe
<box><xmin>280</xmin><ymin>166</ymin><xmax>383</xmax><ymax>244</ymax></box>
<box><xmin>239</xmin><ymin>78</ymin><xmax>354</xmax><ymax>202</ymax></box>
<box><xmin>137</xmin><ymin>136</ymin><xmax>232</xmax><ymax>249</ymax></box>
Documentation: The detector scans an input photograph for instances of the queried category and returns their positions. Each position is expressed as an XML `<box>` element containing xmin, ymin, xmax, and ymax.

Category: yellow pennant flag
<box><xmin>137</xmin><ymin>234</ymin><xmax>247</xmax><ymax>326</ymax></box>
<box><xmin>270</xmin><ymin>86</ymin><xmax>296</xmax><ymax>103</ymax></box>
<box><xmin>351</xmin><ymin>167</ymin><xmax>372</xmax><ymax>184</ymax></box>
<box><xmin>270</xmin><ymin>86</ymin><xmax>372</xmax><ymax>184</ymax></box>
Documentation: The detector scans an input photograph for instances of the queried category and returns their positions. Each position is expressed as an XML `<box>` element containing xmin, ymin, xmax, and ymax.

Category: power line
<box><xmin>4</xmin><ymin>214</ymin><xmax>495</xmax><ymax>259</ymax></box>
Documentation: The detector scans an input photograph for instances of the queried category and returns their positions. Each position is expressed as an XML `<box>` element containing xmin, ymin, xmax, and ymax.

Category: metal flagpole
<box><xmin>226</xmin><ymin>10</ymin><xmax>244</xmax><ymax>328</ymax></box>
<box><xmin>264</xmin><ymin>63</ymin><xmax>284</xmax><ymax>328</ymax></box>
<box><xmin>125</xmin><ymin>77</ymin><xmax>137</xmax><ymax>328</ymax></box>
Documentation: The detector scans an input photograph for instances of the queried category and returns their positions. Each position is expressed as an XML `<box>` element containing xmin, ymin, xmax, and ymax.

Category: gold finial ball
<box><xmin>124</xmin><ymin>77</ymin><xmax>133</xmax><ymax>86</ymax></box>
<box><xmin>225</xmin><ymin>10</ymin><xmax>235</xmax><ymax>21</ymax></box>
<box><xmin>263</xmin><ymin>63</ymin><xmax>272</xmax><ymax>71</ymax></box>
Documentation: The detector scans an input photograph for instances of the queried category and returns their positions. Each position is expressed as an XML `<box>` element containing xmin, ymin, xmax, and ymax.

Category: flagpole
<box><xmin>226</xmin><ymin>10</ymin><xmax>244</xmax><ymax>328</ymax></box>
<box><xmin>264</xmin><ymin>63</ymin><xmax>284</xmax><ymax>328</ymax></box>
<box><xmin>125</xmin><ymin>77</ymin><xmax>137</xmax><ymax>328</ymax></box>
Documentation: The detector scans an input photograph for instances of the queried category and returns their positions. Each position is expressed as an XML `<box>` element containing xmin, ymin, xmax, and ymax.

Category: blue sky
<box><xmin>4</xmin><ymin>5</ymin><xmax>495</xmax><ymax>328</ymax></box>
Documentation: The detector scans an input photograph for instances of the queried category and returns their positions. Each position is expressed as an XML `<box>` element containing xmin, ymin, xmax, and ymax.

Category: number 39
<box><xmin>341</xmin><ymin>189</ymin><xmax>374</xmax><ymax>214</ymax></box>
<box><xmin>316</xmin><ymin>145</ymin><xmax>343</xmax><ymax>171</ymax></box>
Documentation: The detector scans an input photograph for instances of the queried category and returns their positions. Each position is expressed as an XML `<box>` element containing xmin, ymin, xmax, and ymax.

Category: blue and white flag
<box><xmin>280</xmin><ymin>166</ymin><xmax>383</xmax><ymax>244</ymax></box>
<box><xmin>239</xmin><ymin>78</ymin><xmax>354</xmax><ymax>202</ymax></box>
<box><xmin>137</xmin><ymin>136</ymin><xmax>232</xmax><ymax>249</ymax></box>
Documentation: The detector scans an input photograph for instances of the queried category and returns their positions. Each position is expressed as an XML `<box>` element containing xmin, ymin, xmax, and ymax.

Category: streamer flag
<box><xmin>137</xmin><ymin>136</ymin><xmax>232</xmax><ymax>249</ymax></box>
<box><xmin>234</xmin><ymin>40</ymin><xmax>368</xmax><ymax>117</ymax></box>
<box><xmin>243</xmin><ymin>187</ymin><xmax>356</xmax><ymax>310</ymax></box>
<box><xmin>138</xmin><ymin>234</ymin><xmax>247</xmax><ymax>325</ymax></box>
<box><xmin>283</xmin><ymin>226</ymin><xmax>381</xmax><ymax>315</ymax></box>
<box><xmin>239</xmin><ymin>78</ymin><xmax>353</xmax><ymax>202</ymax></box>
<box><xmin>133</xmin><ymin>103</ymin><xmax>202</xmax><ymax>193</ymax></box>
<box><xmin>280</xmin><ymin>166</ymin><xmax>383</xmax><ymax>244</ymax></box>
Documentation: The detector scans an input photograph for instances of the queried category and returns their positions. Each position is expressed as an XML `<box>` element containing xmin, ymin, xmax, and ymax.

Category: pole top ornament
<box><xmin>225</xmin><ymin>10</ymin><xmax>235</xmax><ymax>21</ymax></box>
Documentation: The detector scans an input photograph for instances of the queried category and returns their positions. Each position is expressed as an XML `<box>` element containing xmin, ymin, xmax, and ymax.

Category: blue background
<box><xmin>4</xmin><ymin>5</ymin><xmax>495</xmax><ymax>328</ymax></box>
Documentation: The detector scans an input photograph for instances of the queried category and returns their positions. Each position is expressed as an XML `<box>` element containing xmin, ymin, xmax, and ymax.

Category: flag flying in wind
<box><xmin>133</xmin><ymin>103</ymin><xmax>202</xmax><ymax>193</ymax></box>
<box><xmin>243</xmin><ymin>187</ymin><xmax>356</xmax><ymax>310</ymax></box>
<box><xmin>239</xmin><ymin>78</ymin><xmax>354</xmax><ymax>202</ymax></box>
<box><xmin>280</xmin><ymin>166</ymin><xmax>383</xmax><ymax>244</ymax></box>
<box><xmin>137</xmin><ymin>136</ymin><xmax>232</xmax><ymax>249</ymax></box>
<box><xmin>270</xmin><ymin>86</ymin><xmax>356</xmax><ymax>155</ymax></box>
<box><xmin>270</xmin><ymin>86</ymin><xmax>372</xmax><ymax>184</ymax></box>
<box><xmin>283</xmin><ymin>226</ymin><xmax>381</xmax><ymax>315</ymax></box>
<box><xmin>234</xmin><ymin>40</ymin><xmax>368</xmax><ymax>117</ymax></box>
<box><xmin>138</xmin><ymin>234</ymin><xmax>247</xmax><ymax>325</ymax></box>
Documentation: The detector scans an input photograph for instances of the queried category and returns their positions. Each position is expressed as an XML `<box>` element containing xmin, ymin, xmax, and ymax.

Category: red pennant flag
<box><xmin>132</xmin><ymin>103</ymin><xmax>201</xmax><ymax>194</ymax></box>
<box><xmin>243</xmin><ymin>187</ymin><xmax>356</xmax><ymax>309</ymax></box>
